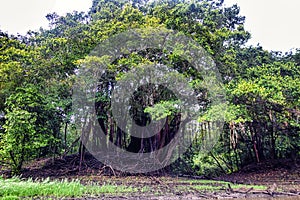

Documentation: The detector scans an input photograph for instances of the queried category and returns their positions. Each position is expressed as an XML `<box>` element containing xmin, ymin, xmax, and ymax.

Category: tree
<box><xmin>0</xmin><ymin>85</ymin><xmax>57</xmax><ymax>174</ymax></box>
<box><xmin>226</xmin><ymin>61</ymin><xmax>300</xmax><ymax>165</ymax></box>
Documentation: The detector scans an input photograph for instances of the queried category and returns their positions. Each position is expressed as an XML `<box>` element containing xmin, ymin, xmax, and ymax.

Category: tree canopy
<box><xmin>0</xmin><ymin>0</ymin><xmax>299</xmax><ymax>175</ymax></box>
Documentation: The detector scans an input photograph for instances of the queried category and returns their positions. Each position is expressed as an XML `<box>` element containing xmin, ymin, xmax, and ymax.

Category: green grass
<box><xmin>0</xmin><ymin>177</ymin><xmax>136</xmax><ymax>198</ymax></box>
<box><xmin>230</xmin><ymin>184</ymin><xmax>267</xmax><ymax>190</ymax></box>
<box><xmin>175</xmin><ymin>179</ymin><xmax>229</xmax><ymax>185</ymax></box>
<box><xmin>191</xmin><ymin>184</ymin><xmax>223</xmax><ymax>191</ymax></box>
<box><xmin>191</xmin><ymin>184</ymin><xmax>266</xmax><ymax>191</ymax></box>
<box><xmin>174</xmin><ymin>179</ymin><xmax>267</xmax><ymax>191</ymax></box>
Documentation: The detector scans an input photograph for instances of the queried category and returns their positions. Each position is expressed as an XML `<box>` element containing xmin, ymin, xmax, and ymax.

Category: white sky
<box><xmin>0</xmin><ymin>0</ymin><xmax>93</xmax><ymax>34</ymax></box>
<box><xmin>224</xmin><ymin>0</ymin><xmax>300</xmax><ymax>52</ymax></box>
<box><xmin>0</xmin><ymin>0</ymin><xmax>299</xmax><ymax>52</ymax></box>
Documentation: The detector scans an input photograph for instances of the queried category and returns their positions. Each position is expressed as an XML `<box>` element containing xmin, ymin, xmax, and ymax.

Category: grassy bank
<box><xmin>0</xmin><ymin>176</ymin><xmax>275</xmax><ymax>199</ymax></box>
<box><xmin>0</xmin><ymin>176</ymin><xmax>135</xmax><ymax>199</ymax></box>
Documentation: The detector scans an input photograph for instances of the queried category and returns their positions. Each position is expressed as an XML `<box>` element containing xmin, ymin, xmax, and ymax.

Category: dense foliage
<box><xmin>0</xmin><ymin>0</ymin><xmax>299</xmax><ymax>175</ymax></box>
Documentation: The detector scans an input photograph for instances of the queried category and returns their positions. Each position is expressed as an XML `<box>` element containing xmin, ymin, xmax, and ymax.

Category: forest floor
<box><xmin>1</xmin><ymin>154</ymin><xmax>299</xmax><ymax>199</ymax></box>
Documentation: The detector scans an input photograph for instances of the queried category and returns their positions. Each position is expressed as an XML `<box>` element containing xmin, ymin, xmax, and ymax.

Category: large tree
<box><xmin>0</xmin><ymin>0</ymin><xmax>299</xmax><ymax>175</ymax></box>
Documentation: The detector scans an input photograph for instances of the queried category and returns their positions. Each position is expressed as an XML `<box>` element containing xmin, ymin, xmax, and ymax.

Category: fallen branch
<box><xmin>189</xmin><ymin>187</ymin><xmax>217</xmax><ymax>199</ymax></box>
<box><xmin>272</xmin><ymin>191</ymin><xmax>300</xmax><ymax>196</ymax></box>
<box><xmin>62</xmin><ymin>136</ymin><xmax>80</xmax><ymax>158</ymax></box>
<box><xmin>100</xmin><ymin>165</ymin><xmax>116</xmax><ymax>176</ymax></box>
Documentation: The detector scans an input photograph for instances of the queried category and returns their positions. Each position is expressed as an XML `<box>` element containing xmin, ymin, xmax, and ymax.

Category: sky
<box><xmin>0</xmin><ymin>0</ymin><xmax>299</xmax><ymax>52</ymax></box>
<box><xmin>0</xmin><ymin>0</ymin><xmax>92</xmax><ymax>34</ymax></box>
<box><xmin>224</xmin><ymin>0</ymin><xmax>300</xmax><ymax>52</ymax></box>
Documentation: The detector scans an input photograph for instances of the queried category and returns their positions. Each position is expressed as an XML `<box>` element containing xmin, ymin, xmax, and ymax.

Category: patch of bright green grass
<box><xmin>179</xmin><ymin>179</ymin><xmax>229</xmax><ymax>184</ymax></box>
<box><xmin>190</xmin><ymin>183</ymin><xmax>266</xmax><ymax>191</ymax></box>
<box><xmin>140</xmin><ymin>186</ymin><xmax>150</xmax><ymax>193</ymax></box>
<box><xmin>230</xmin><ymin>184</ymin><xmax>267</xmax><ymax>190</ymax></box>
<box><xmin>0</xmin><ymin>177</ymin><xmax>136</xmax><ymax>198</ymax></box>
<box><xmin>175</xmin><ymin>179</ymin><xmax>267</xmax><ymax>191</ymax></box>
<box><xmin>191</xmin><ymin>184</ymin><xmax>223</xmax><ymax>191</ymax></box>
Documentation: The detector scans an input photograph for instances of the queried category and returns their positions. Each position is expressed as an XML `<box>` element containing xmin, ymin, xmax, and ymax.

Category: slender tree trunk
<box><xmin>64</xmin><ymin>122</ymin><xmax>68</xmax><ymax>150</ymax></box>
<box><xmin>269</xmin><ymin>110</ymin><xmax>277</xmax><ymax>159</ymax></box>
<box><xmin>250</xmin><ymin>123</ymin><xmax>260</xmax><ymax>163</ymax></box>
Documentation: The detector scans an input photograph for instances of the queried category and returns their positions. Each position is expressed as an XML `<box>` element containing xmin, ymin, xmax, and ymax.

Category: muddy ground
<box><xmin>1</xmin><ymin>154</ymin><xmax>299</xmax><ymax>199</ymax></box>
